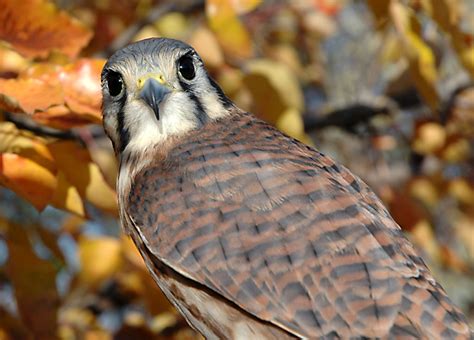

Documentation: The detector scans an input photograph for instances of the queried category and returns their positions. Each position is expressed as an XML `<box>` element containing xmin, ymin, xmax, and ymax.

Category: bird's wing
<box><xmin>126</xmin><ymin>114</ymin><xmax>470</xmax><ymax>338</ymax></box>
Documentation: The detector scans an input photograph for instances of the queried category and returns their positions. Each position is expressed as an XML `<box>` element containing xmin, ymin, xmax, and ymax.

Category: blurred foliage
<box><xmin>0</xmin><ymin>0</ymin><xmax>473</xmax><ymax>338</ymax></box>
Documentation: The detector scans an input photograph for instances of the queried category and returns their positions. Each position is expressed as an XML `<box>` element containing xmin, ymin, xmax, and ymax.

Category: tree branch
<box><xmin>3</xmin><ymin>111</ymin><xmax>78</xmax><ymax>140</ymax></box>
<box><xmin>304</xmin><ymin>104</ymin><xmax>390</xmax><ymax>132</ymax></box>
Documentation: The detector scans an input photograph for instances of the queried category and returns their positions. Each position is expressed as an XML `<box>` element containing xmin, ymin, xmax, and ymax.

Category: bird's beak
<box><xmin>137</xmin><ymin>74</ymin><xmax>171</xmax><ymax>120</ymax></box>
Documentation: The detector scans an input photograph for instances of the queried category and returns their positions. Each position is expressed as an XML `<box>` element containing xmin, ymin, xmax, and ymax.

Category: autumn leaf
<box><xmin>0</xmin><ymin>0</ymin><xmax>92</xmax><ymax>58</ymax></box>
<box><xmin>0</xmin><ymin>153</ymin><xmax>57</xmax><ymax>210</ymax></box>
<box><xmin>189</xmin><ymin>26</ymin><xmax>224</xmax><ymax>68</ymax></box>
<box><xmin>206</xmin><ymin>0</ymin><xmax>254</xmax><ymax>59</ymax></box>
<box><xmin>390</xmin><ymin>2</ymin><xmax>439</xmax><ymax>110</ymax></box>
<box><xmin>48</xmin><ymin>140</ymin><xmax>117</xmax><ymax>214</ymax></box>
<box><xmin>5</xmin><ymin>224</ymin><xmax>60</xmax><ymax>339</ymax></box>
<box><xmin>0</xmin><ymin>122</ymin><xmax>86</xmax><ymax>212</ymax></box>
<box><xmin>243</xmin><ymin>59</ymin><xmax>303</xmax><ymax>124</ymax></box>
<box><xmin>0</xmin><ymin>58</ymin><xmax>104</xmax><ymax>128</ymax></box>
<box><xmin>78</xmin><ymin>236</ymin><xmax>122</xmax><ymax>285</ymax></box>
<box><xmin>59</xmin><ymin>58</ymin><xmax>105</xmax><ymax>121</ymax></box>
<box><xmin>0</xmin><ymin>77</ymin><xmax>63</xmax><ymax>114</ymax></box>
<box><xmin>422</xmin><ymin>0</ymin><xmax>474</xmax><ymax>77</ymax></box>
<box><xmin>230</xmin><ymin>0</ymin><xmax>261</xmax><ymax>14</ymax></box>
<box><xmin>0</xmin><ymin>44</ymin><xmax>29</xmax><ymax>76</ymax></box>
<box><xmin>50</xmin><ymin>170</ymin><xmax>85</xmax><ymax>216</ymax></box>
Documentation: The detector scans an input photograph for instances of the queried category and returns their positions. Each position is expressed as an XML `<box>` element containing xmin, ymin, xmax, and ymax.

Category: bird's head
<box><xmin>101</xmin><ymin>38</ymin><xmax>233</xmax><ymax>156</ymax></box>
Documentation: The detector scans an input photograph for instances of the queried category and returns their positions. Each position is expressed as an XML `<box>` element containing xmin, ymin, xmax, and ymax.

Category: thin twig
<box><xmin>3</xmin><ymin>111</ymin><xmax>78</xmax><ymax>140</ymax></box>
<box><xmin>304</xmin><ymin>104</ymin><xmax>390</xmax><ymax>132</ymax></box>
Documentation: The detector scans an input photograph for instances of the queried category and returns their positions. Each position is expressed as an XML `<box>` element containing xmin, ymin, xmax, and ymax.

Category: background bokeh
<box><xmin>0</xmin><ymin>0</ymin><xmax>473</xmax><ymax>338</ymax></box>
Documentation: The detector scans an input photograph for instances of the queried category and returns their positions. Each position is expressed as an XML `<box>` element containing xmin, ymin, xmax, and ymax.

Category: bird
<box><xmin>101</xmin><ymin>37</ymin><xmax>472</xmax><ymax>339</ymax></box>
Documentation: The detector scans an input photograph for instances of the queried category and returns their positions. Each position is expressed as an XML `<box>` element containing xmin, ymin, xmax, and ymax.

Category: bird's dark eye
<box><xmin>178</xmin><ymin>55</ymin><xmax>195</xmax><ymax>80</ymax></box>
<box><xmin>106</xmin><ymin>71</ymin><xmax>123</xmax><ymax>97</ymax></box>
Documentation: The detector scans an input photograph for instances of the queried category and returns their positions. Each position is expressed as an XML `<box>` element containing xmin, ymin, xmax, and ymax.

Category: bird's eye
<box><xmin>106</xmin><ymin>71</ymin><xmax>123</xmax><ymax>97</ymax></box>
<box><xmin>178</xmin><ymin>55</ymin><xmax>195</xmax><ymax>80</ymax></box>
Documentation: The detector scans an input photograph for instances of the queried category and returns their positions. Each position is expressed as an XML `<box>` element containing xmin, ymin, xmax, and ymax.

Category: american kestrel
<box><xmin>101</xmin><ymin>38</ymin><xmax>472</xmax><ymax>339</ymax></box>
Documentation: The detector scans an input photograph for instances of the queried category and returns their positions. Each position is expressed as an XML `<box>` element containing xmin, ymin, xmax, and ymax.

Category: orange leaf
<box><xmin>5</xmin><ymin>225</ymin><xmax>60</xmax><ymax>338</ymax></box>
<box><xmin>0</xmin><ymin>121</ymin><xmax>55</xmax><ymax>169</ymax></box>
<box><xmin>0</xmin><ymin>58</ymin><xmax>105</xmax><ymax>128</ymax></box>
<box><xmin>206</xmin><ymin>0</ymin><xmax>253</xmax><ymax>59</ymax></box>
<box><xmin>0</xmin><ymin>78</ymin><xmax>63</xmax><ymax>114</ymax></box>
<box><xmin>59</xmin><ymin>58</ymin><xmax>105</xmax><ymax>120</ymax></box>
<box><xmin>0</xmin><ymin>153</ymin><xmax>57</xmax><ymax>210</ymax></box>
<box><xmin>0</xmin><ymin>0</ymin><xmax>92</xmax><ymax>58</ymax></box>
<box><xmin>33</xmin><ymin>105</ymin><xmax>97</xmax><ymax>129</ymax></box>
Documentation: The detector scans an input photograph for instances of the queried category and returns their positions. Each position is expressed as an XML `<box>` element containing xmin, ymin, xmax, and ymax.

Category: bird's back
<box><xmin>127</xmin><ymin>110</ymin><xmax>472</xmax><ymax>338</ymax></box>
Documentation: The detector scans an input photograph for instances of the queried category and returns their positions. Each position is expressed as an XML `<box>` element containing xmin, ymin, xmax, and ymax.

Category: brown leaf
<box><xmin>0</xmin><ymin>307</ymin><xmax>30</xmax><ymax>340</ymax></box>
<box><xmin>0</xmin><ymin>0</ymin><xmax>92</xmax><ymax>58</ymax></box>
<box><xmin>5</xmin><ymin>224</ymin><xmax>60</xmax><ymax>339</ymax></box>
<box><xmin>388</xmin><ymin>188</ymin><xmax>427</xmax><ymax>232</ymax></box>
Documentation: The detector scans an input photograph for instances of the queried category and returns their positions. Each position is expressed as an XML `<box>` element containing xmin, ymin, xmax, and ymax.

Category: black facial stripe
<box><xmin>116</xmin><ymin>93</ymin><xmax>130</xmax><ymax>153</ymax></box>
<box><xmin>208</xmin><ymin>76</ymin><xmax>233</xmax><ymax>109</ymax></box>
<box><xmin>179</xmin><ymin>80</ymin><xmax>207</xmax><ymax>126</ymax></box>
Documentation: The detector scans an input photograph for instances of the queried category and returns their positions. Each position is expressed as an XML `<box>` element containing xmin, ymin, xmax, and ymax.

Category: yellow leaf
<box><xmin>48</xmin><ymin>141</ymin><xmax>117</xmax><ymax>214</ymax></box>
<box><xmin>276</xmin><ymin>108</ymin><xmax>304</xmax><ymax>139</ymax></box>
<box><xmin>448</xmin><ymin>178</ymin><xmax>474</xmax><ymax>205</ymax></box>
<box><xmin>412</xmin><ymin>122</ymin><xmax>446</xmax><ymax>155</ymax></box>
<box><xmin>0</xmin><ymin>44</ymin><xmax>29</xmax><ymax>75</ymax></box>
<box><xmin>0</xmin><ymin>153</ymin><xmax>57</xmax><ymax>210</ymax></box>
<box><xmin>154</xmin><ymin>12</ymin><xmax>189</xmax><ymax>40</ymax></box>
<box><xmin>78</xmin><ymin>236</ymin><xmax>122</xmax><ymax>285</ymax></box>
<box><xmin>121</xmin><ymin>235</ymin><xmax>146</xmax><ymax>269</ymax></box>
<box><xmin>390</xmin><ymin>2</ymin><xmax>439</xmax><ymax>109</ymax></box>
<box><xmin>216</xmin><ymin>67</ymin><xmax>243</xmax><ymax>96</ymax></box>
<box><xmin>409</xmin><ymin>177</ymin><xmax>439</xmax><ymax>208</ymax></box>
<box><xmin>243</xmin><ymin>59</ymin><xmax>303</xmax><ymax>124</ymax></box>
<box><xmin>424</xmin><ymin>0</ymin><xmax>474</xmax><ymax>77</ymax></box>
<box><xmin>206</xmin><ymin>0</ymin><xmax>253</xmax><ymax>59</ymax></box>
<box><xmin>410</xmin><ymin>219</ymin><xmax>441</xmax><ymax>263</ymax></box>
<box><xmin>50</xmin><ymin>170</ymin><xmax>85</xmax><ymax>216</ymax></box>
<box><xmin>441</xmin><ymin>137</ymin><xmax>470</xmax><ymax>162</ymax></box>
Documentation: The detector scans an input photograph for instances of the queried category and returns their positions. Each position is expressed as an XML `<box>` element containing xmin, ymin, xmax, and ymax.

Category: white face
<box><xmin>101</xmin><ymin>38</ymin><xmax>233</xmax><ymax>157</ymax></box>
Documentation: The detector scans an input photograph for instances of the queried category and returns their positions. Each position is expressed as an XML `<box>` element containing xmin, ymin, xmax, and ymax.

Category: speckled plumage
<box><xmin>102</xmin><ymin>38</ymin><xmax>472</xmax><ymax>339</ymax></box>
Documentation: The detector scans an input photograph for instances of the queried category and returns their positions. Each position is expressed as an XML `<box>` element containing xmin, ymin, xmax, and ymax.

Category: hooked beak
<box><xmin>138</xmin><ymin>74</ymin><xmax>171</xmax><ymax>120</ymax></box>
